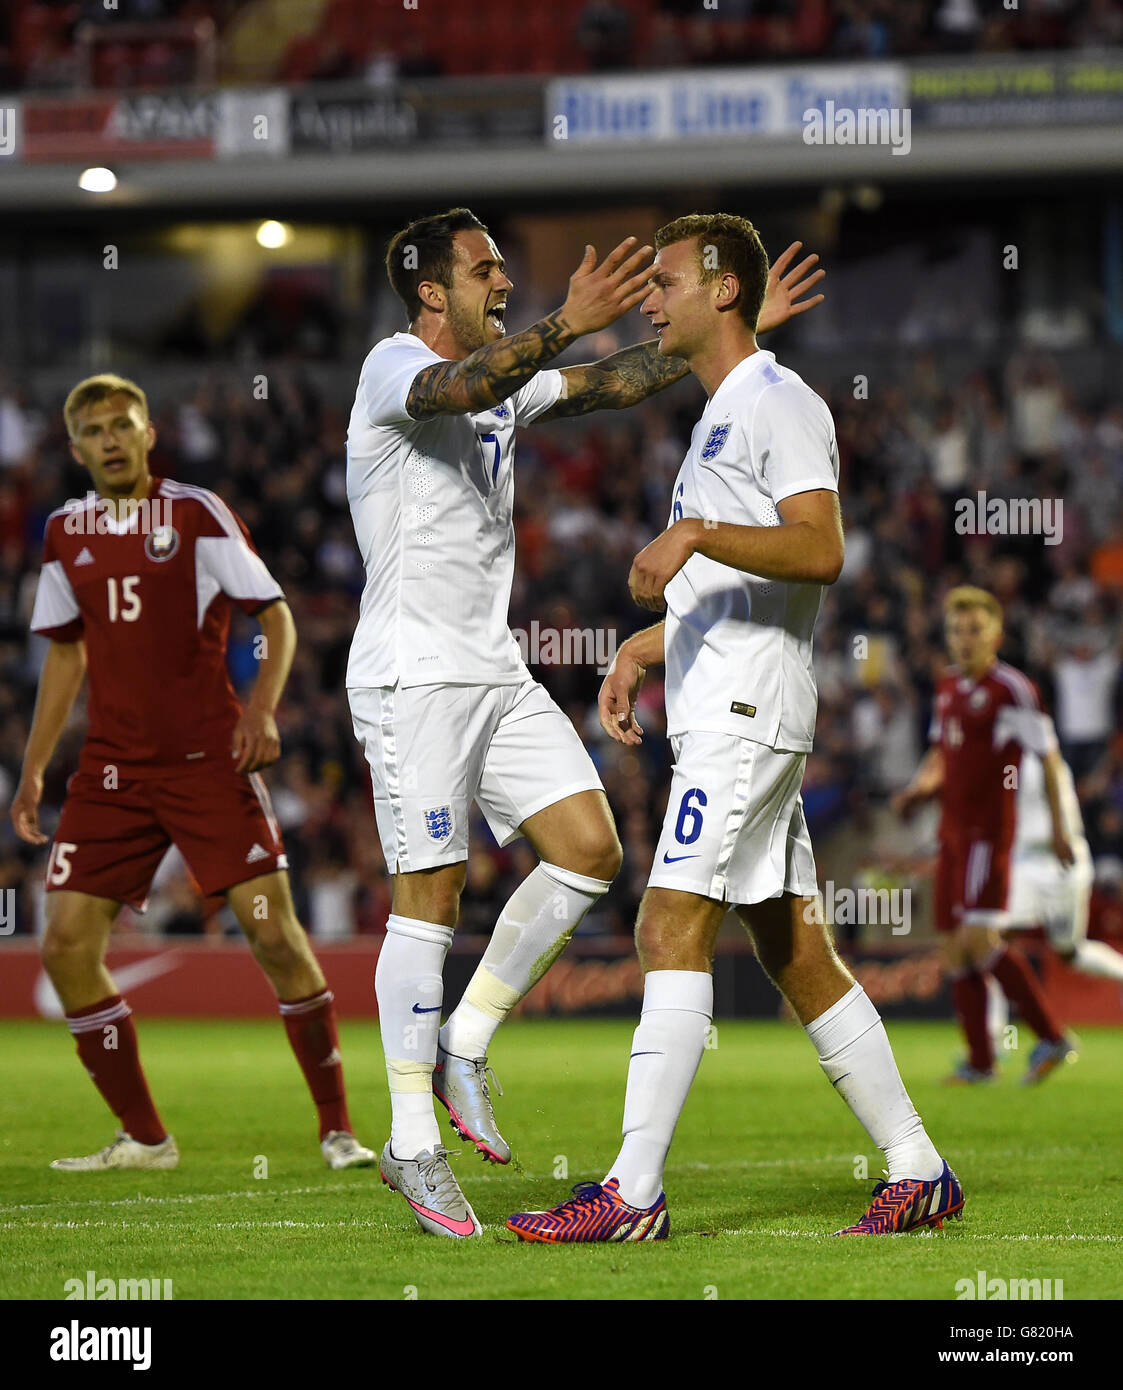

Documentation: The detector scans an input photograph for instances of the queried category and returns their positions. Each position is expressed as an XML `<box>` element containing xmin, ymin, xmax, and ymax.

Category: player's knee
<box><xmin>555</xmin><ymin>825</ymin><xmax>622</xmax><ymax>883</ymax></box>
<box><xmin>40</xmin><ymin>925</ymin><xmax>98</xmax><ymax>977</ymax></box>
<box><xmin>393</xmin><ymin>863</ymin><xmax>466</xmax><ymax>928</ymax></box>
<box><xmin>634</xmin><ymin>905</ymin><xmax>703</xmax><ymax>971</ymax></box>
<box><xmin>242</xmin><ymin>911</ymin><xmax>305</xmax><ymax>963</ymax></box>
<box><xmin>581</xmin><ymin>831</ymin><xmax>623</xmax><ymax>884</ymax></box>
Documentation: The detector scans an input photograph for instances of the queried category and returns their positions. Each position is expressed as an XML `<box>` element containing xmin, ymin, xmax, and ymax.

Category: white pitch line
<box><xmin>6</xmin><ymin>1217</ymin><xmax>1119</xmax><ymax>1244</ymax></box>
<box><xmin>0</xmin><ymin>1183</ymin><xmax>358</xmax><ymax>1215</ymax></box>
<box><xmin>725</xmin><ymin>1227</ymin><xmax>1123</xmax><ymax>1244</ymax></box>
<box><xmin>0</xmin><ymin>1144</ymin><xmax>1096</xmax><ymax>1218</ymax></box>
<box><xmin>3</xmin><ymin>1217</ymin><xmax>391</xmax><ymax>1232</ymax></box>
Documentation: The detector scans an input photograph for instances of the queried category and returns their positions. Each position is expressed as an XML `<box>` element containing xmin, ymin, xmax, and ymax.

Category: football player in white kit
<box><xmin>347</xmin><ymin>208</ymin><xmax>825</xmax><ymax>1236</ymax></box>
<box><xmin>993</xmin><ymin>747</ymin><xmax>1123</xmax><ymax>1037</ymax></box>
<box><xmin>507</xmin><ymin>213</ymin><xmax>963</xmax><ymax>1242</ymax></box>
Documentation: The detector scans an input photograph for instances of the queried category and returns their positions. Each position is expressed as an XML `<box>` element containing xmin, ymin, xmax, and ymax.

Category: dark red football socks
<box><xmin>990</xmin><ymin>946</ymin><xmax>1064</xmax><ymax>1044</ymax></box>
<box><xmin>278</xmin><ymin>989</ymin><xmax>351</xmax><ymax>1139</ymax></box>
<box><xmin>65</xmin><ymin>995</ymin><xmax>167</xmax><ymax>1145</ymax></box>
<box><xmin>950</xmin><ymin>970</ymin><xmax>992</xmax><ymax>1073</ymax></box>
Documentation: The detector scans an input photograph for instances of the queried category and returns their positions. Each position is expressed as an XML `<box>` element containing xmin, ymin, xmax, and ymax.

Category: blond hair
<box><xmin>64</xmin><ymin>374</ymin><xmax>149</xmax><ymax>440</ymax></box>
<box><xmin>944</xmin><ymin>585</ymin><xmax>1003</xmax><ymax>624</ymax></box>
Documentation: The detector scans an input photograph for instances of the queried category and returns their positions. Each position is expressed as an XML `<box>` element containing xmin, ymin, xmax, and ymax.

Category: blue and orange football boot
<box><xmin>1020</xmin><ymin>1035</ymin><xmax>1078</xmax><ymax>1086</ymax></box>
<box><xmin>833</xmin><ymin>1159</ymin><xmax>965</xmax><ymax>1235</ymax></box>
<box><xmin>507</xmin><ymin>1178</ymin><xmax>669</xmax><ymax>1243</ymax></box>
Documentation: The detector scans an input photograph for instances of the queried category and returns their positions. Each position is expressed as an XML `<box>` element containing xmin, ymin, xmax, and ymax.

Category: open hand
<box><xmin>560</xmin><ymin>237</ymin><xmax>656</xmax><ymax>338</ymax></box>
<box><xmin>757</xmin><ymin>241</ymin><xmax>826</xmax><ymax>334</ymax></box>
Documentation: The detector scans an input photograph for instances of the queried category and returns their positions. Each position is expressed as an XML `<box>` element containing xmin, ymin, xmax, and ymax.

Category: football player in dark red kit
<box><xmin>11</xmin><ymin>374</ymin><xmax>374</xmax><ymax>1171</ymax></box>
<box><xmin>894</xmin><ymin>587</ymin><xmax>1078</xmax><ymax>1085</ymax></box>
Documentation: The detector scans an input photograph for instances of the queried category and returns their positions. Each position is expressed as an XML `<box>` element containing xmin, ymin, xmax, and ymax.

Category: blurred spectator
<box><xmin>577</xmin><ymin>0</ymin><xmax>635</xmax><ymax>70</ymax></box>
<box><xmin>1049</xmin><ymin>630</ymin><xmax>1122</xmax><ymax>780</ymax></box>
<box><xmin>6</xmin><ymin>0</ymin><xmax>1123</xmax><ymax>88</ymax></box>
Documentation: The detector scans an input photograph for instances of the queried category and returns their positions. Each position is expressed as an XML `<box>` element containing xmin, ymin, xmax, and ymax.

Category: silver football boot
<box><xmin>432</xmin><ymin>1043</ymin><xmax>511</xmax><ymax>1164</ymax></box>
<box><xmin>379</xmin><ymin>1143</ymin><xmax>481</xmax><ymax>1238</ymax></box>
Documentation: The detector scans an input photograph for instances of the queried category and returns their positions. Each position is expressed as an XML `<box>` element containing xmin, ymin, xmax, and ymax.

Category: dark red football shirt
<box><xmin>31</xmin><ymin>478</ymin><xmax>283</xmax><ymax>776</ymax></box>
<box><xmin>929</xmin><ymin>660</ymin><xmax>1056</xmax><ymax>849</ymax></box>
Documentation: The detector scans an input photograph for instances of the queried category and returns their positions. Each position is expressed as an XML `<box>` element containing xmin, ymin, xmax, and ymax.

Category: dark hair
<box><xmin>654</xmin><ymin>213</ymin><xmax>769</xmax><ymax>328</ymax></box>
<box><xmin>384</xmin><ymin>207</ymin><xmax>489</xmax><ymax>322</ymax></box>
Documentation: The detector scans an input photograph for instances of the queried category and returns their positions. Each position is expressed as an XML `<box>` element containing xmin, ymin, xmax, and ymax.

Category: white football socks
<box><xmin>376</xmin><ymin>913</ymin><xmax>453</xmax><ymax>1159</ymax></box>
<box><xmin>806</xmin><ymin>982</ymin><xmax>942</xmax><ymax>1182</ymax></box>
<box><xmin>606</xmin><ymin>970</ymin><xmax>713</xmax><ymax>1210</ymax></box>
<box><xmin>441</xmin><ymin>861</ymin><xmax>611</xmax><ymax>1061</ymax></box>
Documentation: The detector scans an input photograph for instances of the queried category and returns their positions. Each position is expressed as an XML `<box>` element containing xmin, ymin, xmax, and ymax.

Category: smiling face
<box><xmin>429</xmin><ymin>229</ymin><xmax>514</xmax><ymax>356</ymax></box>
<box><xmin>68</xmin><ymin>392</ymin><xmax>155</xmax><ymax>497</ymax></box>
<box><xmin>640</xmin><ymin>238</ymin><xmax>721</xmax><ymax>360</ymax></box>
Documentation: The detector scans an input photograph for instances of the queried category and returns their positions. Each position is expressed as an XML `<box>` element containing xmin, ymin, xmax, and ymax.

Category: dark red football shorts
<box><xmin>46</xmin><ymin>762</ymin><xmax>287</xmax><ymax>908</ymax></box>
<box><xmin>934</xmin><ymin>837</ymin><xmax>1011</xmax><ymax>933</ymax></box>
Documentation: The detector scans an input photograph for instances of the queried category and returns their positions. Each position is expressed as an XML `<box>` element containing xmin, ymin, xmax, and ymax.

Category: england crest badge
<box><xmin>701</xmin><ymin>422</ymin><xmax>732</xmax><ymax>461</ymax></box>
<box><xmin>424</xmin><ymin>806</ymin><xmax>453</xmax><ymax>842</ymax></box>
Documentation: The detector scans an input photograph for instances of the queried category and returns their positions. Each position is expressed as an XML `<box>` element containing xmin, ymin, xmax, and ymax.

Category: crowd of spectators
<box><xmin>1</xmin><ymin>342</ymin><xmax>1121</xmax><ymax>944</ymax></box>
<box><xmin>3</xmin><ymin>0</ymin><xmax>1122</xmax><ymax>92</ymax></box>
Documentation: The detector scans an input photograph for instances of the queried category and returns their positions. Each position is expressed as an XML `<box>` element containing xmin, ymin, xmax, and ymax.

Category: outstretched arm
<box><xmin>405</xmin><ymin>238</ymin><xmax>655</xmax><ymax>421</ymax></box>
<box><xmin>538</xmin><ymin>340</ymin><xmax>690</xmax><ymax>420</ymax></box>
<box><xmin>538</xmin><ymin>241</ymin><xmax>826</xmax><ymax>421</ymax></box>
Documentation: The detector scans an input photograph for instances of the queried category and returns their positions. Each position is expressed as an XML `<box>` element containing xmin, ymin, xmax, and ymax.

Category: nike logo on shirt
<box><xmin>662</xmin><ymin>852</ymin><xmax>699</xmax><ymax>864</ymax></box>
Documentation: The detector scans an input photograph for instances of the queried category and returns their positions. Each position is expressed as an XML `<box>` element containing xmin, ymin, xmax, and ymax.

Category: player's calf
<box><xmin>41</xmin><ymin>891</ymin><xmax>119</xmax><ymax>1012</ymax></box>
<box><xmin>229</xmin><ymin>872</ymin><xmax>325</xmax><ymax>999</ymax></box>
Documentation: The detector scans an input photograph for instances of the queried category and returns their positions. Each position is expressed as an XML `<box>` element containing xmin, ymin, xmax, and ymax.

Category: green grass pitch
<box><xmin>1</xmin><ymin>1018</ymin><xmax>1120</xmax><ymax>1301</ymax></box>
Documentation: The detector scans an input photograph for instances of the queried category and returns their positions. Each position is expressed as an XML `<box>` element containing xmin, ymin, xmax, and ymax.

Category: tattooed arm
<box><xmin>536</xmin><ymin>341</ymin><xmax>690</xmax><ymax>421</ymax></box>
<box><xmin>537</xmin><ymin>241</ymin><xmax>827</xmax><ymax>421</ymax></box>
<box><xmin>406</xmin><ymin>311</ymin><xmax>577</xmax><ymax>422</ymax></box>
<box><xmin>405</xmin><ymin>237</ymin><xmax>656</xmax><ymax>422</ymax></box>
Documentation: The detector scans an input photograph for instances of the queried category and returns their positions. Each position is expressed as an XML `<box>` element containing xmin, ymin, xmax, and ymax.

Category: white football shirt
<box><xmin>1014</xmin><ymin>742</ymin><xmax>1084</xmax><ymax>850</ymax></box>
<box><xmin>345</xmin><ymin>332</ymin><xmax>563</xmax><ymax>688</ymax></box>
<box><xmin>663</xmin><ymin>349</ymin><xmax>839</xmax><ymax>750</ymax></box>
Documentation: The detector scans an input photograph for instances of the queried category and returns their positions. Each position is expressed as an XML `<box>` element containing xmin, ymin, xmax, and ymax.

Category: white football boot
<box><xmin>50</xmin><ymin>1130</ymin><xmax>179</xmax><ymax>1172</ymax></box>
<box><xmin>321</xmin><ymin>1130</ymin><xmax>377</xmax><ymax>1169</ymax></box>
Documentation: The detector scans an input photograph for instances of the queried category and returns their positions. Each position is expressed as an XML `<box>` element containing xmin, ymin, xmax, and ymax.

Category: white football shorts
<box><xmin>646</xmin><ymin>731</ymin><xmax>818</xmax><ymax>906</ymax></box>
<box><xmin>1006</xmin><ymin>839</ymin><xmax>1093</xmax><ymax>950</ymax></box>
<box><xmin>348</xmin><ymin>679</ymin><xmax>604</xmax><ymax>873</ymax></box>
